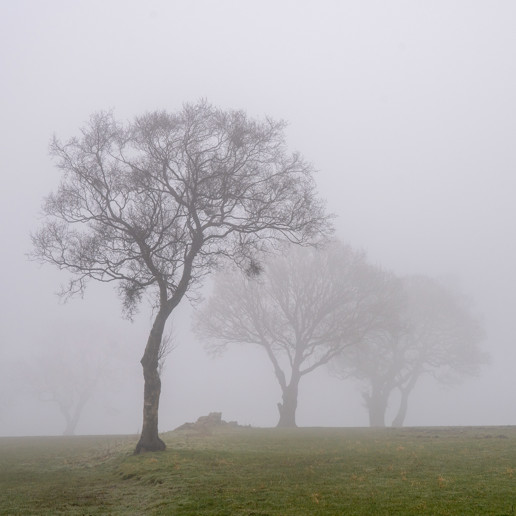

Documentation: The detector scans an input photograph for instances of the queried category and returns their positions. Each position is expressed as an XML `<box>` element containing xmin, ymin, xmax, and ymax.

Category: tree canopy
<box><xmin>32</xmin><ymin>101</ymin><xmax>332</xmax><ymax>451</ymax></box>
<box><xmin>195</xmin><ymin>242</ymin><xmax>398</xmax><ymax>427</ymax></box>
<box><xmin>337</xmin><ymin>275</ymin><xmax>488</xmax><ymax>427</ymax></box>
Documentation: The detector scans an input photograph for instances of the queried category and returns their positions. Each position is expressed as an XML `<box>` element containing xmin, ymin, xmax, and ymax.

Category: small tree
<box><xmin>338</xmin><ymin>275</ymin><xmax>488</xmax><ymax>427</ymax></box>
<box><xmin>195</xmin><ymin>242</ymin><xmax>398</xmax><ymax>427</ymax></box>
<box><xmin>27</xmin><ymin>348</ymin><xmax>102</xmax><ymax>436</ymax></box>
<box><xmin>24</xmin><ymin>323</ymin><xmax>121</xmax><ymax>436</ymax></box>
<box><xmin>31</xmin><ymin>101</ymin><xmax>331</xmax><ymax>452</ymax></box>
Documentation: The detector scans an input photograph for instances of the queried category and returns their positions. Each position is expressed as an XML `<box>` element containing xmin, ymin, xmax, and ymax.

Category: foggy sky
<box><xmin>1</xmin><ymin>0</ymin><xmax>516</xmax><ymax>435</ymax></box>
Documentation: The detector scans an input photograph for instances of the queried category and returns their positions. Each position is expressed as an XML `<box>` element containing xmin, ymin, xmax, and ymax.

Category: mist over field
<box><xmin>1</xmin><ymin>0</ymin><xmax>515</xmax><ymax>436</ymax></box>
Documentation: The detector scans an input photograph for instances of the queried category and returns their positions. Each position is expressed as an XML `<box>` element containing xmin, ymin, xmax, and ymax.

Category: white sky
<box><xmin>1</xmin><ymin>0</ymin><xmax>516</xmax><ymax>435</ymax></box>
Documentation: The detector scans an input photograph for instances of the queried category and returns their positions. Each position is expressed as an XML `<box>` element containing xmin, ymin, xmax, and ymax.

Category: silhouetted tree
<box><xmin>195</xmin><ymin>242</ymin><xmax>397</xmax><ymax>427</ymax></box>
<box><xmin>24</xmin><ymin>322</ymin><xmax>122</xmax><ymax>435</ymax></box>
<box><xmin>29</xmin><ymin>352</ymin><xmax>101</xmax><ymax>436</ymax></box>
<box><xmin>31</xmin><ymin>101</ymin><xmax>331</xmax><ymax>452</ymax></box>
<box><xmin>337</xmin><ymin>275</ymin><xmax>487</xmax><ymax>427</ymax></box>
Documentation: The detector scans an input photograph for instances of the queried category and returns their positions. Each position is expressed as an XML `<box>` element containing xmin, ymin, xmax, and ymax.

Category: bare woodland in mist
<box><xmin>196</xmin><ymin>242</ymin><xmax>487</xmax><ymax>428</ymax></box>
<box><xmin>28</xmin><ymin>100</ymin><xmax>487</xmax><ymax>448</ymax></box>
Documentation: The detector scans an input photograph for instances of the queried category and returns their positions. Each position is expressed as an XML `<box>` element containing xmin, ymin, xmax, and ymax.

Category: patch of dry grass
<box><xmin>1</xmin><ymin>427</ymin><xmax>515</xmax><ymax>514</ymax></box>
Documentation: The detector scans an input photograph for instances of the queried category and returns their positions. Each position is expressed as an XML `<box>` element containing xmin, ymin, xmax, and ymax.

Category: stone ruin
<box><xmin>174</xmin><ymin>412</ymin><xmax>242</xmax><ymax>433</ymax></box>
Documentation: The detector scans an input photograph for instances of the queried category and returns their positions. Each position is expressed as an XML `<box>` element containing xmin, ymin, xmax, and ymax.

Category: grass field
<box><xmin>1</xmin><ymin>426</ymin><xmax>515</xmax><ymax>515</ymax></box>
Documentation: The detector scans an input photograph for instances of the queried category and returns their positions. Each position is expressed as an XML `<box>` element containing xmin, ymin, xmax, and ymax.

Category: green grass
<box><xmin>1</xmin><ymin>426</ymin><xmax>516</xmax><ymax>515</ymax></box>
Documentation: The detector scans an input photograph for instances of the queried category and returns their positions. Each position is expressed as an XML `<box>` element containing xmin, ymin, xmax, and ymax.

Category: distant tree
<box><xmin>31</xmin><ymin>101</ymin><xmax>331</xmax><ymax>452</ymax></box>
<box><xmin>337</xmin><ymin>275</ymin><xmax>488</xmax><ymax>427</ymax></box>
<box><xmin>194</xmin><ymin>242</ymin><xmax>399</xmax><ymax>427</ymax></box>
<box><xmin>24</xmin><ymin>322</ymin><xmax>122</xmax><ymax>436</ymax></box>
<box><xmin>28</xmin><ymin>349</ymin><xmax>101</xmax><ymax>436</ymax></box>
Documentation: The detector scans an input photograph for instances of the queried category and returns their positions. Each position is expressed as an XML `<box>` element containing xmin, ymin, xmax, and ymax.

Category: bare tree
<box><xmin>24</xmin><ymin>323</ymin><xmax>120</xmax><ymax>436</ymax></box>
<box><xmin>337</xmin><ymin>275</ymin><xmax>488</xmax><ymax>427</ymax></box>
<box><xmin>29</xmin><ymin>354</ymin><xmax>101</xmax><ymax>436</ymax></box>
<box><xmin>31</xmin><ymin>101</ymin><xmax>331</xmax><ymax>452</ymax></box>
<box><xmin>194</xmin><ymin>242</ymin><xmax>397</xmax><ymax>427</ymax></box>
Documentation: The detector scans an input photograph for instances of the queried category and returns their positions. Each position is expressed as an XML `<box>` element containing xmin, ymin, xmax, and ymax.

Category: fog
<box><xmin>1</xmin><ymin>0</ymin><xmax>516</xmax><ymax>436</ymax></box>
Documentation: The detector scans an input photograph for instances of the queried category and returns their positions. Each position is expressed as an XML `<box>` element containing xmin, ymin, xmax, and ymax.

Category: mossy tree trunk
<box><xmin>134</xmin><ymin>311</ymin><xmax>168</xmax><ymax>453</ymax></box>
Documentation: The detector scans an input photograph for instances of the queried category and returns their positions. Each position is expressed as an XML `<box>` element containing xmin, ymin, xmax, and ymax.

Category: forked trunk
<box><xmin>277</xmin><ymin>379</ymin><xmax>299</xmax><ymax>428</ymax></box>
<box><xmin>391</xmin><ymin>387</ymin><xmax>410</xmax><ymax>428</ymax></box>
<box><xmin>391</xmin><ymin>373</ymin><xmax>419</xmax><ymax>428</ymax></box>
<box><xmin>60</xmin><ymin>391</ymin><xmax>90</xmax><ymax>436</ymax></box>
<box><xmin>135</xmin><ymin>312</ymin><xmax>167</xmax><ymax>454</ymax></box>
<box><xmin>133</xmin><ymin>241</ymin><xmax>199</xmax><ymax>454</ymax></box>
<box><xmin>62</xmin><ymin>409</ymin><xmax>79</xmax><ymax>436</ymax></box>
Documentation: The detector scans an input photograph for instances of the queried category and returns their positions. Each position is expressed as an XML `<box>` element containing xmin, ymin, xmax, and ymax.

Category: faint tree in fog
<box><xmin>336</xmin><ymin>275</ymin><xmax>487</xmax><ymax>427</ymax></box>
<box><xmin>28</xmin><ymin>350</ymin><xmax>101</xmax><ymax>436</ymax></box>
<box><xmin>24</xmin><ymin>323</ymin><xmax>121</xmax><ymax>436</ymax></box>
<box><xmin>195</xmin><ymin>242</ymin><xmax>398</xmax><ymax>427</ymax></box>
<box><xmin>31</xmin><ymin>101</ymin><xmax>331</xmax><ymax>452</ymax></box>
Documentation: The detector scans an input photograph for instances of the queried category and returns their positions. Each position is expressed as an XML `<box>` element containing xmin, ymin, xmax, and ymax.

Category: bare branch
<box><xmin>194</xmin><ymin>241</ymin><xmax>393</xmax><ymax>426</ymax></box>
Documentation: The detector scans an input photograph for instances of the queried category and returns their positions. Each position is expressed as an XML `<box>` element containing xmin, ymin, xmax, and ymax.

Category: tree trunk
<box><xmin>391</xmin><ymin>387</ymin><xmax>410</xmax><ymax>427</ymax></box>
<box><xmin>61</xmin><ymin>391</ymin><xmax>90</xmax><ymax>436</ymax></box>
<box><xmin>277</xmin><ymin>379</ymin><xmax>299</xmax><ymax>428</ymax></box>
<box><xmin>61</xmin><ymin>407</ymin><xmax>76</xmax><ymax>436</ymax></box>
<box><xmin>135</xmin><ymin>312</ymin><xmax>167</xmax><ymax>454</ymax></box>
<box><xmin>364</xmin><ymin>384</ymin><xmax>388</xmax><ymax>428</ymax></box>
<box><xmin>391</xmin><ymin>369</ymin><xmax>421</xmax><ymax>428</ymax></box>
<box><xmin>133</xmin><ymin>240</ymin><xmax>199</xmax><ymax>454</ymax></box>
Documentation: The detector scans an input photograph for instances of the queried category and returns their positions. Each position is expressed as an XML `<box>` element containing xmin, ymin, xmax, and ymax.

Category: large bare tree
<box><xmin>195</xmin><ymin>242</ymin><xmax>398</xmax><ymax>427</ymax></box>
<box><xmin>337</xmin><ymin>275</ymin><xmax>488</xmax><ymax>427</ymax></box>
<box><xmin>31</xmin><ymin>101</ymin><xmax>331</xmax><ymax>452</ymax></box>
